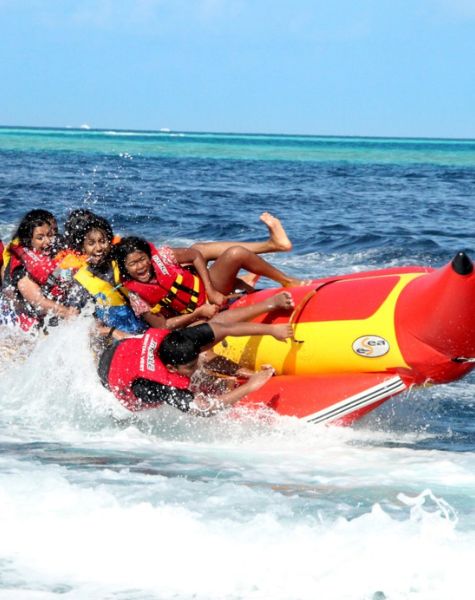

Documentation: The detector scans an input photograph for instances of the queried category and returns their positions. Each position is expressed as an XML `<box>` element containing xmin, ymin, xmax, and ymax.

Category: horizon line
<box><xmin>1</xmin><ymin>123</ymin><xmax>475</xmax><ymax>144</ymax></box>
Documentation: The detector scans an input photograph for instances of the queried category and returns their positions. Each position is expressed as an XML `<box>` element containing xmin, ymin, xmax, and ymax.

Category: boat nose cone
<box><xmin>451</xmin><ymin>251</ymin><xmax>473</xmax><ymax>275</ymax></box>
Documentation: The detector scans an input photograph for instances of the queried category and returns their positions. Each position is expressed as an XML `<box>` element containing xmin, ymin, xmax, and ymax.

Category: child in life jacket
<box><xmin>1</xmin><ymin>210</ymin><xmax>78</xmax><ymax>331</ymax></box>
<box><xmin>98</xmin><ymin>290</ymin><xmax>295</xmax><ymax>415</ymax></box>
<box><xmin>114</xmin><ymin>234</ymin><xmax>307</xmax><ymax>329</ymax></box>
<box><xmin>54</xmin><ymin>208</ymin><xmax>101</xmax><ymax>273</ymax></box>
<box><xmin>66</xmin><ymin>213</ymin><xmax>148</xmax><ymax>335</ymax></box>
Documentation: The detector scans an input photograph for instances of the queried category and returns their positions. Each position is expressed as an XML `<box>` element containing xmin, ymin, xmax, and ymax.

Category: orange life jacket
<box><xmin>54</xmin><ymin>248</ymin><xmax>88</xmax><ymax>272</ymax></box>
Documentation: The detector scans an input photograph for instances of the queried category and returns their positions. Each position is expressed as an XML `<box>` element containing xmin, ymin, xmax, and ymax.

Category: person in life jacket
<box><xmin>66</xmin><ymin>213</ymin><xmax>147</xmax><ymax>335</ymax></box>
<box><xmin>1</xmin><ymin>210</ymin><xmax>78</xmax><ymax>331</ymax></box>
<box><xmin>60</xmin><ymin>208</ymin><xmax>118</xmax><ymax>267</ymax></box>
<box><xmin>98</xmin><ymin>290</ymin><xmax>295</xmax><ymax>414</ymax></box>
<box><xmin>114</xmin><ymin>233</ymin><xmax>308</xmax><ymax>328</ymax></box>
<box><xmin>54</xmin><ymin>208</ymin><xmax>96</xmax><ymax>275</ymax></box>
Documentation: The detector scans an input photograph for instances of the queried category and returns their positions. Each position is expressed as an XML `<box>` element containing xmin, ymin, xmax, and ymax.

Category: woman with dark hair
<box><xmin>1</xmin><ymin>210</ymin><xmax>78</xmax><ymax>331</ymax></box>
<box><xmin>63</xmin><ymin>208</ymin><xmax>99</xmax><ymax>251</ymax></box>
<box><xmin>67</xmin><ymin>214</ymin><xmax>147</xmax><ymax>337</ymax></box>
<box><xmin>115</xmin><ymin>236</ymin><xmax>220</xmax><ymax>330</ymax></box>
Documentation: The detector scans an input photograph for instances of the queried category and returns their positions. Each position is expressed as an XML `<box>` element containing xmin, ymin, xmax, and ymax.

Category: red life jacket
<box><xmin>5</xmin><ymin>243</ymin><xmax>64</xmax><ymax>299</ymax></box>
<box><xmin>0</xmin><ymin>239</ymin><xmax>4</xmax><ymax>273</ymax></box>
<box><xmin>1</xmin><ymin>243</ymin><xmax>68</xmax><ymax>331</ymax></box>
<box><xmin>106</xmin><ymin>329</ymin><xmax>190</xmax><ymax>411</ymax></box>
<box><xmin>123</xmin><ymin>244</ymin><xmax>206</xmax><ymax>315</ymax></box>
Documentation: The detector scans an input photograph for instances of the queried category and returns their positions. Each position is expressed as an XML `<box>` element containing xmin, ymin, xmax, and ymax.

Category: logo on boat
<box><xmin>352</xmin><ymin>335</ymin><xmax>390</xmax><ymax>357</ymax></box>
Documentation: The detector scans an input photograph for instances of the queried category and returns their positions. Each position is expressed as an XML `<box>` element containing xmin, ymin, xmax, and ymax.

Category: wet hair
<box><xmin>13</xmin><ymin>209</ymin><xmax>57</xmax><ymax>248</ymax></box>
<box><xmin>63</xmin><ymin>209</ymin><xmax>99</xmax><ymax>250</ymax></box>
<box><xmin>158</xmin><ymin>329</ymin><xmax>201</xmax><ymax>367</ymax></box>
<box><xmin>115</xmin><ymin>236</ymin><xmax>151</xmax><ymax>279</ymax></box>
<box><xmin>63</xmin><ymin>210</ymin><xmax>114</xmax><ymax>253</ymax></box>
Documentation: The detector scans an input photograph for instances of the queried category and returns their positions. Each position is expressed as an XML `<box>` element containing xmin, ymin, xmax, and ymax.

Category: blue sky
<box><xmin>0</xmin><ymin>0</ymin><xmax>474</xmax><ymax>137</ymax></box>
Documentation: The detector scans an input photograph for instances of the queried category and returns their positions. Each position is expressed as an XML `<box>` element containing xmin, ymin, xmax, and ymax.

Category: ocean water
<box><xmin>1</xmin><ymin>126</ymin><xmax>475</xmax><ymax>599</ymax></box>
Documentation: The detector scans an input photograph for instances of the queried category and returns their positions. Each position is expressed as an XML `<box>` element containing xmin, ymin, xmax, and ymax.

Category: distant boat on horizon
<box><xmin>80</xmin><ymin>123</ymin><xmax>91</xmax><ymax>130</ymax></box>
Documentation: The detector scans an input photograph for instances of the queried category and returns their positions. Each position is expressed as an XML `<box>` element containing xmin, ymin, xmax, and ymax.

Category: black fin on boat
<box><xmin>452</xmin><ymin>251</ymin><xmax>473</xmax><ymax>275</ymax></box>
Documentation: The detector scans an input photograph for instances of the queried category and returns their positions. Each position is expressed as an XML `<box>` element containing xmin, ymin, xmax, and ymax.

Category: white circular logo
<box><xmin>352</xmin><ymin>335</ymin><xmax>390</xmax><ymax>358</ymax></box>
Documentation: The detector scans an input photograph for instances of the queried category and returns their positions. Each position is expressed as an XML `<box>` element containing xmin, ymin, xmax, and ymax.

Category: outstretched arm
<box><xmin>17</xmin><ymin>275</ymin><xmax>78</xmax><ymax>319</ymax></box>
<box><xmin>131</xmin><ymin>367</ymin><xmax>275</xmax><ymax>417</ymax></box>
<box><xmin>189</xmin><ymin>366</ymin><xmax>275</xmax><ymax>416</ymax></box>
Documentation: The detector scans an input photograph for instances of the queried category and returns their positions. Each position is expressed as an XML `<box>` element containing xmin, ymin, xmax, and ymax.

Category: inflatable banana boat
<box><xmin>216</xmin><ymin>252</ymin><xmax>475</xmax><ymax>425</ymax></box>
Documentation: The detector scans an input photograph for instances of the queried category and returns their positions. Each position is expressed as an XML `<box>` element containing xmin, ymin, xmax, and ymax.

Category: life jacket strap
<box><xmin>156</xmin><ymin>274</ymin><xmax>201</xmax><ymax>314</ymax></box>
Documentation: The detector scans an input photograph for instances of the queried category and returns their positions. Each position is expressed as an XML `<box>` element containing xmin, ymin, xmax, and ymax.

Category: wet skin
<box><xmin>124</xmin><ymin>250</ymin><xmax>153</xmax><ymax>283</ymax></box>
<box><xmin>31</xmin><ymin>224</ymin><xmax>54</xmax><ymax>254</ymax></box>
<box><xmin>83</xmin><ymin>228</ymin><xmax>111</xmax><ymax>266</ymax></box>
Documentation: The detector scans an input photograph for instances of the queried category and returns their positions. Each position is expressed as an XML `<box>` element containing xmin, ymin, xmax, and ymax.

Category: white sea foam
<box><xmin>0</xmin><ymin>314</ymin><xmax>474</xmax><ymax>599</ymax></box>
<box><xmin>0</xmin><ymin>450</ymin><xmax>473</xmax><ymax>599</ymax></box>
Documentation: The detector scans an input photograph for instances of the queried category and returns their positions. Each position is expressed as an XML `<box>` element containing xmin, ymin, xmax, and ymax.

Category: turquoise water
<box><xmin>2</xmin><ymin>125</ymin><xmax>475</xmax><ymax>164</ymax></box>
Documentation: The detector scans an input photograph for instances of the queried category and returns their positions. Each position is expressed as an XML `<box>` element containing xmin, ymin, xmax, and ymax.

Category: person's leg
<box><xmin>209</xmin><ymin>246</ymin><xmax>306</xmax><ymax>294</ymax></box>
<box><xmin>193</xmin><ymin>291</ymin><xmax>294</xmax><ymax>352</ymax></box>
<box><xmin>191</xmin><ymin>212</ymin><xmax>292</xmax><ymax>262</ymax></box>
<box><xmin>211</xmin><ymin>291</ymin><xmax>294</xmax><ymax>326</ymax></box>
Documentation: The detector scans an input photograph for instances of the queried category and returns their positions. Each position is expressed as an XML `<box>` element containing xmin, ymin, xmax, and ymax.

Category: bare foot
<box><xmin>268</xmin><ymin>291</ymin><xmax>295</xmax><ymax>312</ymax></box>
<box><xmin>260</xmin><ymin>212</ymin><xmax>292</xmax><ymax>252</ymax></box>
<box><xmin>282</xmin><ymin>277</ymin><xmax>312</xmax><ymax>288</ymax></box>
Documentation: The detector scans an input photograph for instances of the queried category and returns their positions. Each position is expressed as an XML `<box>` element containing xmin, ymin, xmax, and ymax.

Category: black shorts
<box><xmin>181</xmin><ymin>322</ymin><xmax>215</xmax><ymax>350</ymax></box>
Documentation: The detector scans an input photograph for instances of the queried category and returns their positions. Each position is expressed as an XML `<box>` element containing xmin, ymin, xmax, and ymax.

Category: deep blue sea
<box><xmin>1</xmin><ymin>126</ymin><xmax>475</xmax><ymax>599</ymax></box>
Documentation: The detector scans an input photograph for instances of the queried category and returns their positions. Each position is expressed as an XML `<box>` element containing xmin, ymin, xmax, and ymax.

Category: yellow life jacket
<box><xmin>73</xmin><ymin>261</ymin><xmax>146</xmax><ymax>334</ymax></box>
<box><xmin>74</xmin><ymin>261</ymin><xmax>126</xmax><ymax>308</ymax></box>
